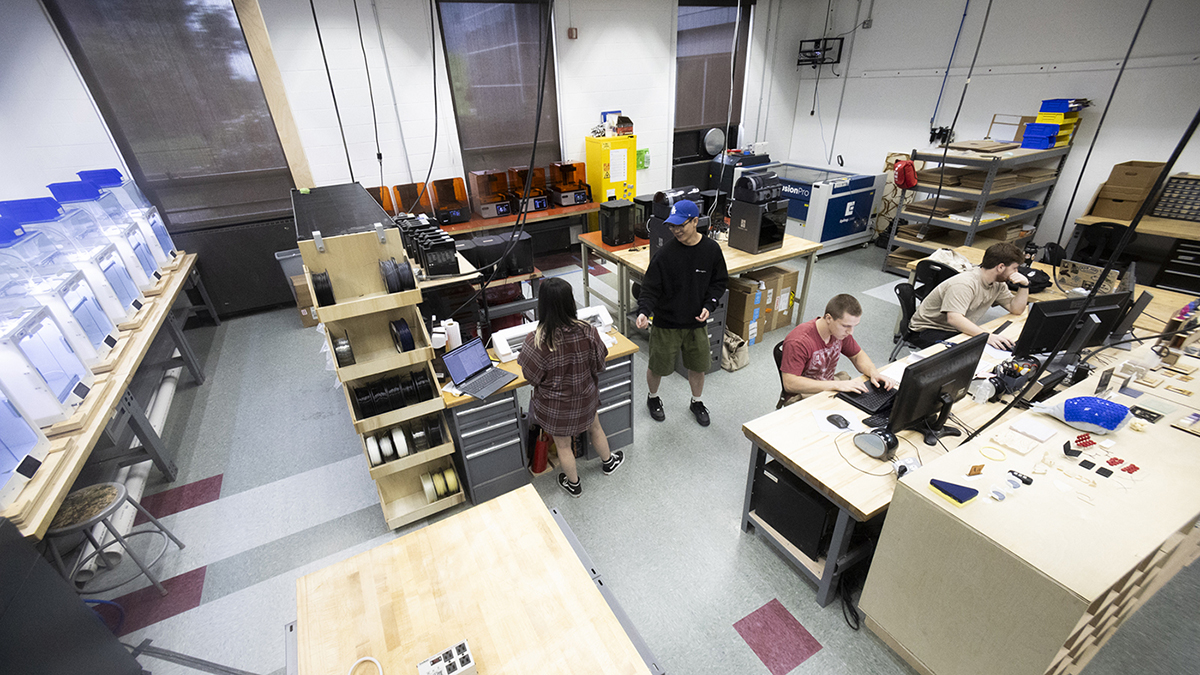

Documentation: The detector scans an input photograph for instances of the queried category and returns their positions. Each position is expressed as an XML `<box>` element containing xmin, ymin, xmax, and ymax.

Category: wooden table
<box><xmin>904</xmin><ymin>245</ymin><xmax>1195</xmax><ymax>334</ymax></box>
<box><xmin>440</xmin><ymin>328</ymin><xmax>640</xmax><ymax>409</ymax></box>
<box><xmin>438</xmin><ymin>202</ymin><xmax>600</xmax><ymax>236</ymax></box>
<box><xmin>579</xmin><ymin>232</ymin><xmax>822</xmax><ymax>334</ymax></box>
<box><xmin>859</xmin><ymin>346</ymin><xmax>1200</xmax><ymax>675</ymax></box>
<box><xmin>739</xmin><ymin>312</ymin><xmax>1031</xmax><ymax>606</ymax></box>
<box><xmin>295</xmin><ymin>484</ymin><xmax>655</xmax><ymax>675</ymax></box>
<box><xmin>2</xmin><ymin>254</ymin><xmax>216</xmax><ymax>539</ymax></box>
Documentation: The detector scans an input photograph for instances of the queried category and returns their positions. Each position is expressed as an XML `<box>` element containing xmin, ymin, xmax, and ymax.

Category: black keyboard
<box><xmin>863</xmin><ymin>412</ymin><xmax>890</xmax><ymax>429</ymax></box>
<box><xmin>836</xmin><ymin>381</ymin><xmax>897</xmax><ymax>415</ymax></box>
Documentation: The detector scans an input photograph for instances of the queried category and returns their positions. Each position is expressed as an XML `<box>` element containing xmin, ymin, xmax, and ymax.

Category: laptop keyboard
<box><xmin>836</xmin><ymin>381</ymin><xmax>897</xmax><ymax>414</ymax></box>
<box><xmin>468</xmin><ymin>368</ymin><xmax>510</xmax><ymax>389</ymax></box>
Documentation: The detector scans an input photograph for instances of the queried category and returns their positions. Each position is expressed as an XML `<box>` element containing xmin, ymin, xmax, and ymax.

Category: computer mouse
<box><xmin>827</xmin><ymin>414</ymin><xmax>850</xmax><ymax>429</ymax></box>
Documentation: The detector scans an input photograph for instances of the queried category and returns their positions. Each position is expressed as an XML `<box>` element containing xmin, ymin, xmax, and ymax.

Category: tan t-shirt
<box><xmin>910</xmin><ymin>268</ymin><xmax>1015</xmax><ymax>333</ymax></box>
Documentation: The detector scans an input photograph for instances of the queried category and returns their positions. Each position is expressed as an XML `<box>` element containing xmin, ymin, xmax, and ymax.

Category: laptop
<box><xmin>444</xmin><ymin>337</ymin><xmax>517</xmax><ymax>400</ymax></box>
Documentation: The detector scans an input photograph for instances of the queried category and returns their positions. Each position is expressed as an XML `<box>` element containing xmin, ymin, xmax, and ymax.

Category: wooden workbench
<box><xmin>295</xmin><ymin>484</ymin><xmax>654</xmax><ymax>675</ymax></box>
<box><xmin>739</xmin><ymin>311</ymin><xmax>1031</xmax><ymax>606</ymax></box>
<box><xmin>580</xmin><ymin>232</ymin><xmax>822</xmax><ymax>334</ymax></box>
<box><xmin>859</xmin><ymin>346</ymin><xmax>1200</xmax><ymax>675</ymax></box>
<box><xmin>437</xmin><ymin>201</ymin><xmax>600</xmax><ymax>236</ymax></box>
<box><xmin>2</xmin><ymin>254</ymin><xmax>205</xmax><ymax>539</ymax></box>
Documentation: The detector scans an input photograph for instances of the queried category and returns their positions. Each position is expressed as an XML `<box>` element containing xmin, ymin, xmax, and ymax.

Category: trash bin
<box><xmin>275</xmin><ymin>248</ymin><xmax>303</xmax><ymax>304</ymax></box>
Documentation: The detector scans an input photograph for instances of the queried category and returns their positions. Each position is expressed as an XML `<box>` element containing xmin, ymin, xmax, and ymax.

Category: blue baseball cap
<box><xmin>664</xmin><ymin>199</ymin><xmax>700</xmax><ymax>226</ymax></box>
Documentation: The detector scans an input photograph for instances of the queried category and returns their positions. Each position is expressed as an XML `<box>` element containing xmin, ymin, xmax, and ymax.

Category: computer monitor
<box><xmin>1011</xmin><ymin>291</ymin><xmax>1132</xmax><ymax>358</ymax></box>
<box><xmin>887</xmin><ymin>333</ymin><xmax>988</xmax><ymax>446</ymax></box>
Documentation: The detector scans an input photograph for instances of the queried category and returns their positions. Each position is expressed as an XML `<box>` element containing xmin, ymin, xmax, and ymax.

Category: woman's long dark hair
<box><xmin>535</xmin><ymin>277</ymin><xmax>586</xmax><ymax>350</ymax></box>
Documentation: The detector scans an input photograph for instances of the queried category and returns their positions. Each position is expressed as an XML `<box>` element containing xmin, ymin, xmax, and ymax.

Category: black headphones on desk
<box><xmin>854</xmin><ymin>428</ymin><xmax>898</xmax><ymax>460</ymax></box>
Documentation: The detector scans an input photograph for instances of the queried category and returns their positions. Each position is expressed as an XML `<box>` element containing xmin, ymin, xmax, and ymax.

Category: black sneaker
<box><xmin>690</xmin><ymin>400</ymin><xmax>710</xmax><ymax>427</ymax></box>
<box><xmin>647</xmin><ymin>396</ymin><xmax>666</xmax><ymax>422</ymax></box>
<box><xmin>602</xmin><ymin>450</ymin><xmax>625</xmax><ymax>475</ymax></box>
<box><xmin>558</xmin><ymin>473</ymin><xmax>581</xmax><ymax>498</ymax></box>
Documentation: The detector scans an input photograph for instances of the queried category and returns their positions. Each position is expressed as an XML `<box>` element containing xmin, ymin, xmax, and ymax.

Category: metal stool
<box><xmin>45</xmin><ymin>482</ymin><xmax>185</xmax><ymax>596</ymax></box>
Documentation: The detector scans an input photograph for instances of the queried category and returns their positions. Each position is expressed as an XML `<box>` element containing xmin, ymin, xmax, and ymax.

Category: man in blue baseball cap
<box><xmin>635</xmin><ymin>199</ymin><xmax>728</xmax><ymax>426</ymax></box>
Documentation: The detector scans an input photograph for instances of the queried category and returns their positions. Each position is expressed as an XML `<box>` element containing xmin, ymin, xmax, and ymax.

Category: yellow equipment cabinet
<box><xmin>585</xmin><ymin>135</ymin><xmax>638</xmax><ymax>203</ymax></box>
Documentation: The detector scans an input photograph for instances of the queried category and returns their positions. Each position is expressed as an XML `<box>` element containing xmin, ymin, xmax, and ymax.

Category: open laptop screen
<box><xmin>443</xmin><ymin>338</ymin><xmax>492</xmax><ymax>384</ymax></box>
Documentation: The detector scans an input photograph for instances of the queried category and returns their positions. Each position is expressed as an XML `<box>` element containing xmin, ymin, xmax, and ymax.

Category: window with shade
<box><xmin>436</xmin><ymin>0</ymin><xmax>563</xmax><ymax>176</ymax></box>
<box><xmin>43</xmin><ymin>0</ymin><xmax>294</xmax><ymax>232</ymax></box>
<box><xmin>673</xmin><ymin>2</ymin><xmax>752</xmax><ymax>168</ymax></box>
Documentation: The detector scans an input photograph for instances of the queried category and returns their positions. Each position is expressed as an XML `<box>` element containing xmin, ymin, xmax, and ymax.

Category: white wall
<box><xmin>0</xmin><ymin>0</ymin><xmax>124</xmax><ymax>201</ymax></box>
<box><xmin>257</xmin><ymin>0</ymin><xmax>465</xmax><ymax>189</ymax></box>
<box><xmin>744</xmin><ymin>0</ymin><xmax>1200</xmax><ymax>246</ymax></box>
<box><xmin>554</xmin><ymin>0</ymin><xmax>676</xmax><ymax>193</ymax></box>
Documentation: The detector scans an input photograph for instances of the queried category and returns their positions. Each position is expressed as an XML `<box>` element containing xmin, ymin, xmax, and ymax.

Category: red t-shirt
<box><xmin>781</xmin><ymin>319</ymin><xmax>862</xmax><ymax>381</ymax></box>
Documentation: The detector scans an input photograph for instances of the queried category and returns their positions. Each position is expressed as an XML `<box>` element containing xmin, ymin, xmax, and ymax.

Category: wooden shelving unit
<box><xmin>298</xmin><ymin>221</ymin><xmax>462</xmax><ymax>529</ymax></box>
<box><xmin>883</xmin><ymin>146</ymin><xmax>1071</xmax><ymax>275</ymax></box>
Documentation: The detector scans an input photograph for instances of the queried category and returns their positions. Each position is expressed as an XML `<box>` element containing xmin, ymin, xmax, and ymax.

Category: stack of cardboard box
<box><xmin>725</xmin><ymin>267</ymin><xmax>800</xmax><ymax>345</ymax></box>
<box><xmin>1087</xmin><ymin>161</ymin><xmax>1166</xmax><ymax>221</ymax></box>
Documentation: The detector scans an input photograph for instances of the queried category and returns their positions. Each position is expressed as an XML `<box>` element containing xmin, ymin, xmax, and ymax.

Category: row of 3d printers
<box><xmin>0</xmin><ymin>169</ymin><xmax>178</xmax><ymax>511</ymax></box>
<box><xmin>397</xmin><ymin>163</ymin><xmax>591</xmax><ymax>225</ymax></box>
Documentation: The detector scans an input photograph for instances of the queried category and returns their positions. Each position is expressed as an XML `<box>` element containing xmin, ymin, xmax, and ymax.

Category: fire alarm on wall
<box><xmin>568</xmin><ymin>27</ymin><xmax>578</xmax><ymax>39</ymax></box>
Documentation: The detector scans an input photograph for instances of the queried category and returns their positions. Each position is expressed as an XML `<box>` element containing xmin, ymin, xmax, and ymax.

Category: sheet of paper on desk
<box><xmin>442</xmin><ymin>381</ymin><xmax>463</xmax><ymax>397</ymax></box>
<box><xmin>984</xmin><ymin>344</ymin><xmax>1013</xmax><ymax>361</ymax></box>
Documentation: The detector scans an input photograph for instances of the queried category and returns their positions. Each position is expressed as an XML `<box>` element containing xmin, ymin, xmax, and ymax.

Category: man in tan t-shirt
<box><xmin>908</xmin><ymin>242</ymin><xmax>1030</xmax><ymax>350</ymax></box>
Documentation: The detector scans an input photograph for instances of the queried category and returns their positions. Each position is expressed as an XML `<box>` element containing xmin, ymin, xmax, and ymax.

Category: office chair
<box><xmin>913</xmin><ymin>260</ymin><xmax>958</xmax><ymax>301</ymax></box>
<box><xmin>890</xmin><ymin>282</ymin><xmax>918</xmax><ymax>362</ymax></box>
<box><xmin>1075</xmin><ymin>221</ymin><xmax>1138</xmax><ymax>267</ymax></box>
<box><xmin>773</xmin><ymin>340</ymin><xmax>789</xmax><ymax>409</ymax></box>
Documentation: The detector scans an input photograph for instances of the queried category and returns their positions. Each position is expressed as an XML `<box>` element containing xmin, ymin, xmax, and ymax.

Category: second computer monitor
<box><xmin>1011</xmin><ymin>291</ymin><xmax>1131</xmax><ymax>358</ymax></box>
<box><xmin>888</xmin><ymin>333</ymin><xmax>988</xmax><ymax>446</ymax></box>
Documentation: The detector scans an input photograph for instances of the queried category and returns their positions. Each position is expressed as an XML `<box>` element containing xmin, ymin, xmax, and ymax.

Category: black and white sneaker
<box><xmin>558</xmin><ymin>473</ymin><xmax>582</xmax><ymax>498</ymax></box>
<box><xmin>602</xmin><ymin>450</ymin><xmax>625</xmax><ymax>475</ymax></box>
<box><xmin>647</xmin><ymin>396</ymin><xmax>666</xmax><ymax>422</ymax></box>
<box><xmin>690</xmin><ymin>400</ymin><xmax>710</xmax><ymax>427</ymax></box>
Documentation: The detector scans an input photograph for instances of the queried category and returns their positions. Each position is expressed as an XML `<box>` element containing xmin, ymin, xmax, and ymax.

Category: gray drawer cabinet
<box><xmin>446</xmin><ymin>391</ymin><xmax>530</xmax><ymax>505</ymax></box>
<box><xmin>584</xmin><ymin>355</ymin><xmax>635</xmax><ymax>460</ymax></box>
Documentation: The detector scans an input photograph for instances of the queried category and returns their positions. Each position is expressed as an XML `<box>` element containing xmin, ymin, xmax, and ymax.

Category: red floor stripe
<box><xmin>134</xmin><ymin>474</ymin><xmax>223</xmax><ymax>525</ymax></box>
<box><xmin>733</xmin><ymin>599</ymin><xmax>822</xmax><ymax>675</ymax></box>
<box><xmin>113</xmin><ymin>566</ymin><xmax>206</xmax><ymax>636</ymax></box>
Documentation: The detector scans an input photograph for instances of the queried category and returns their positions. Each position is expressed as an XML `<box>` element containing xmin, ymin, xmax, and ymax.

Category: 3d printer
<box><xmin>506</xmin><ymin>167</ymin><xmax>549</xmax><ymax>213</ymax></box>
<box><xmin>431</xmin><ymin>177</ymin><xmax>471</xmax><ymax>225</ymax></box>
<box><xmin>394</xmin><ymin>182</ymin><xmax>434</xmax><ymax>218</ymax></box>
<box><xmin>729</xmin><ymin>171</ymin><xmax>787</xmax><ymax>255</ymax></box>
<box><xmin>468</xmin><ymin>171</ymin><xmax>512</xmax><ymax>219</ymax></box>
<box><xmin>547</xmin><ymin>162</ymin><xmax>590</xmax><ymax>206</ymax></box>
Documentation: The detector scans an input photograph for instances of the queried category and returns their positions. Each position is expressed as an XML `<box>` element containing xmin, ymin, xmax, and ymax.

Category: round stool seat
<box><xmin>47</xmin><ymin>482</ymin><xmax>127</xmax><ymax>535</ymax></box>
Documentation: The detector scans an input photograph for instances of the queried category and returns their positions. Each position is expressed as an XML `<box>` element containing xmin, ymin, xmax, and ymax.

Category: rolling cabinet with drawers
<box><xmin>582</xmin><ymin>354</ymin><xmax>636</xmax><ymax>460</ymax></box>
<box><xmin>445</xmin><ymin>392</ymin><xmax>530</xmax><ymax>504</ymax></box>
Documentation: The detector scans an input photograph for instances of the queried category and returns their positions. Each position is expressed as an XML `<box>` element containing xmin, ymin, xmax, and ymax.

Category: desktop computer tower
<box><xmin>753</xmin><ymin>460</ymin><xmax>837</xmax><ymax>560</ymax></box>
<box><xmin>729</xmin><ymin>199</ymin><xmax>787</xmax><ymax>255</ymax></box>
<box><xmin>599</xmin><ymin>199</ymin><xmax>635</xmax><ymax>246</ymax></box>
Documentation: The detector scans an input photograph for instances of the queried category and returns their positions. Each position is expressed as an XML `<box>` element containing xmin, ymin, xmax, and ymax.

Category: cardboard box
<box><xmin>1098</xmin><ymin>184</ymin><xmax>1148</xmax><ymax>201</ymax></box>
<box><xmin>745</xmin><ymin>266</ymin><xmax>800</xmax><ymax>333</ymax></box>
<box><xmin>726</xmin><ymin>313</ymin><xmax>765</xmax><ymax>346</ymax></box>
<box><xmin>1091</xmin><ymin>198</ymin><xmax>1142</xmax><ymax>221</ymax></box>
<box><xmin>727</xmin><ymin>277</ymin><xmax>765</xmax><ymax>322</ymax></box>
<box><xmin>292</xmin><ymin>274</ymin><xmax>320</xmax><ymax>327</ymax></box>
<box><xmin>1106</xmin><ymin>161</ymin><xmax>1165</xmax><ymax>191</ymax></box>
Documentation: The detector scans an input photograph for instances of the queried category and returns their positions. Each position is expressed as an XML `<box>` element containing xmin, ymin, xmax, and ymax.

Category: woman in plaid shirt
<box><xmin>518</xmin><ymin>278</ymin><xmax>625</xmax><ymax>497</ymax></box>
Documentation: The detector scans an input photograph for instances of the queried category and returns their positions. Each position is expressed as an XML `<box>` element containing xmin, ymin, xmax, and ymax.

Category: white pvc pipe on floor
<box><xmin>73</xmin><ymin>356</ymin><xmax>183</xmax><ymax>584</ymax></box>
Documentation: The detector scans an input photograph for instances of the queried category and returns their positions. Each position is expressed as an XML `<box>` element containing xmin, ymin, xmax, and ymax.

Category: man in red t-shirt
<box><xmin>778</xmin><ymin>294</ymin><xmax>896</xmax><ymax>406</ymax></box>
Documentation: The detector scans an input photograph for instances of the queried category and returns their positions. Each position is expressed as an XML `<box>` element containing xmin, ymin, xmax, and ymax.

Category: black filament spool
<box><xmin>312</xmin><ymin>271</ymin><xmax>336</xmax><ymax>307</ymax></box>
<box><xmin>390</xmin><ymin>319</ymin><xmax>415</xmax><ymax>352</ymax></box>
